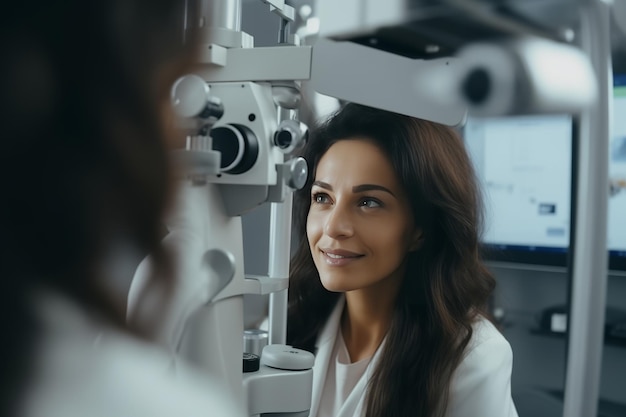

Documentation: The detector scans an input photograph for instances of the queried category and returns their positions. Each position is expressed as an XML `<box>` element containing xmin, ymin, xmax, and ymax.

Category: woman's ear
<box><xmin>408</xmin><ymin>228</ymin><xmax>424</xmax><ymax>252</ymax></box>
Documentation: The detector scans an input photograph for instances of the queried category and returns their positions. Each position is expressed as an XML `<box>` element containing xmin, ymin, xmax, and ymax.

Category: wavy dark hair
<box><xmin>287</xmin><ymin>103</ymin><xmax>496</xmax><ymax>417</ymax></box>
<box><xmin>0</xmin><ymin>1</ymin><xmax>197</xmax><ymax>415</ymax></box>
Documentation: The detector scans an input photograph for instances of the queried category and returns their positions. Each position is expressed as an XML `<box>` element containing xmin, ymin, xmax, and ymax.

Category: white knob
<box><xmin>261</xmin><ymin>344</ymin><xmax>315</xmax><ymax>371</ymax></box>
<box><xmin>171</xmin><ymin>74</ymin><xmax>211</xmax><ymax>119</ymax></box>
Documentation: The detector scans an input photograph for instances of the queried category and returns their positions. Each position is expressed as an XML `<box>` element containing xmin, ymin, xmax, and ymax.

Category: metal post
<box><xmin>200</xmin><ymin>0</ymin><xmax>242</xmax><ymax>31</ymax></box>
<box><xmin>563</xmin><ymin>1</ymin><xmax>612</xmax><ymax>416</ymax></box>
<box><xmin>268</xmin><ymin>194</ymin><xmax>294</xmax><ymax>345</ymax></box>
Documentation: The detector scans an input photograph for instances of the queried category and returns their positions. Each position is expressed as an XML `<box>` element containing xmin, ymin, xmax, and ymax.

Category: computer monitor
<box><xmin>465</xmin><ymin>75</ymin><xmax>626</xmax><ymax>273</ymax></box>
<box><xmin>610</xmin><ymin>74</ymin><xmax>626</xmax><ymax>272</ymax></box>
<box><xmin>463</xmin><ymin>114</ymin><xmax>573</xmax><ymax>268</ymax></box>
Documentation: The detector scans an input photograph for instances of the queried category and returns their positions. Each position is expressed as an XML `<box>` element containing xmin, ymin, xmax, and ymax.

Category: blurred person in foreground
<box><xmin>0</xmin><ymin>1</ymin><xmax>244</xmax><ymax>416</ymax></box>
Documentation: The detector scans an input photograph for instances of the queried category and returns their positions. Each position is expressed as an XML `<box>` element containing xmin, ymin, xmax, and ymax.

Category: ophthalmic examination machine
<box><xmin>126</xmin><ymin>1</ymin><xmax>615</xmax><ymax>416</ymax></box>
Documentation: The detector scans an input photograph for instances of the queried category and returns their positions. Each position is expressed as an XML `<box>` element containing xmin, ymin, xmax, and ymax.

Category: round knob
<box><xmin>261</xmin><ymin>344</ymin><xmax>314</xmax><ymax>371</ymax></box>
<box><xmin>171</xmin><ymin>75</ymin><xmax>224</xmax><ymax>123</ymax></box>
<box><xmin>171</xmin><ymin>75</ymin><xmax>211</xmax><ymax>118</ymax></box>
<box><xmin>287</xmin><ymin>157</ymin><xmax>308</xmax><ymax>190</ymax></box>
<box><xmin>274</xmin><ymin>120</ymin><xmax>308</xmax><ymax>154</ymax></box>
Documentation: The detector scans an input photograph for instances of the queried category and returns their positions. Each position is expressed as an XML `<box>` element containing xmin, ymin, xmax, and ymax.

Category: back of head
<box><xmin>0</xmin><ymin>1</ymin><xmax>197</xmax><ymax>414</ymax></box>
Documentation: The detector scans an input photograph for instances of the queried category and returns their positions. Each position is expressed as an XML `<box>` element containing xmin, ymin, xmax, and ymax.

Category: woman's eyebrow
<box><xmin>352</xmin><ymin>184</ymin><xmax>396</xmax><ymax>197</ymax></box>
<box><xmin>312</xmin><ymin>180</ymin><xmax>332</xmax><ymax>190</ymax></box>
<box><xmin>313</xmin><ymin>181</ymin><xmax>396</xmax><ymax>197</ymax></box>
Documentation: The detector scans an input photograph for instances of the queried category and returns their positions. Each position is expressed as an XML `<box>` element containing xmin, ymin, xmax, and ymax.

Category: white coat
<box><xmin>309</xmin><ymin>297</ymin><xmax>519</xmax><ymax>417</ymax></box>
<box><xmin>17</xmin><ymin>290</ymin><xmax>245</xmax><ymax>417</ymax></box>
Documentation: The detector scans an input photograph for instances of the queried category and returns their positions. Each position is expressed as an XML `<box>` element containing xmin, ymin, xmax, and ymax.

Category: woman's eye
<box><xmin>312</xmin><ymin>193</ymin><xmax>330</xmax><ymax>204</ymax></box>
<box><xmin>359</xmin><ymin>198</ymin><xmax>382</xmax><ymax>208</ymax></box>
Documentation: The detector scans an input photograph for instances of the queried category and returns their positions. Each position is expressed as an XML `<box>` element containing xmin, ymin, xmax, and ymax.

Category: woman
<box><xmin>0</xmin><ymin>1</ymin><xmax>242</xmax><ymax>416</ymax></box>
<box><xmin>287</xmin><ymin>103</ymin><xmax>518</xmax><ymax>417</ymax></box>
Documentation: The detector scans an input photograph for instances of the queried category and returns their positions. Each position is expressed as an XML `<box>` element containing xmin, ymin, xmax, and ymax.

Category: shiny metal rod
<box><xmin>200</xmin><ymin>0</ymin><xmax>242</xmax><ymax>31</ymax></box>
<box><xmin>563</xmin><ymin>1</ymin><xmax>612</xmax><ymax>416</ymax></box>
<box><xmin>268</xmin><ymin>194</ymin><xmax>294</xmax><ymax>345</ymax></box>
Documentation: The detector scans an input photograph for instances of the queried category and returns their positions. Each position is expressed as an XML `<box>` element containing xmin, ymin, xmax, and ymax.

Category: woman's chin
<box><xmin>319</xmin><ymin>277</ymin><xmax>352</xmax><ymax>293</ymax></box>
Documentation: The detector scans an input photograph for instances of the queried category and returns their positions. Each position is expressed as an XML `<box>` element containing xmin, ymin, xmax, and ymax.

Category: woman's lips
<box><xmin>320</xmin><ymin>249</ymin><xmax>364</xmax><ymax>266</ymax></box>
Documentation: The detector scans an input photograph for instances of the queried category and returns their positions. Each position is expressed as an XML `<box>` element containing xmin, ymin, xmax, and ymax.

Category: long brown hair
<box><xmin>287</xmin><ymin>103</ymin><xmax>495</xmax><ymax>416</ymax></box>
<box><xmin>0</xmin><ymin>1</ymin><xmax>198</xmax><ymax>415</ymax></box>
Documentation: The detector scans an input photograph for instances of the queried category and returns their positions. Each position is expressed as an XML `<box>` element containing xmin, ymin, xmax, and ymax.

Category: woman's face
<box><xmin>307</xmin><ymin>138</ymin><xmax>422</xmax><ymax>294</ymax></box>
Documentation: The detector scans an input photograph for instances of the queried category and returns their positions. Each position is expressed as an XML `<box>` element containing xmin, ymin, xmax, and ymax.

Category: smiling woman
<box><xmin>307</xmin><ymin>139</ymin><xmax>421</xmax><ymax>296</ymax></box>
<box><xmin>287</xmin><ymin>103</ymin><xmax>519</xmax><ymax>417</ymax></box>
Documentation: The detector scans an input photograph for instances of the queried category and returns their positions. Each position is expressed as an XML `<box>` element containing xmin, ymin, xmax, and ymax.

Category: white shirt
<box><xmin>317</xmin><ymin>330</ymin><xmax>373</xmax><ymax>417</ymax></box>
<box><xmin>310</xmin><ymin>297</ymin><xmax>518</xmax><ymax>417</ymax></box>
<box><xmin>17</xmin><ymin>291</ymin><xmax>245</xmax><ymax>417</ymax></box>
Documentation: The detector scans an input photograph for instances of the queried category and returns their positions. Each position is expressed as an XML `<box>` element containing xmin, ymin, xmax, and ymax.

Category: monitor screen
<box><xmin>465</xmin><ymin>75</ymin><xmax>626</xmax><ymax>272</ymax></box>
<box><xmin>464</xmin><ymin>114</ymin><xmax>573</xmax><ymax>267</ymax></box>
<box><xmin>610</xmin><ymin>74</ymin><xmax>626</xmax><ymax>271</ymax></box>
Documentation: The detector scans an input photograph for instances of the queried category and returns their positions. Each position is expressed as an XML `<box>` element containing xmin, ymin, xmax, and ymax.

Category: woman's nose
<box><xmin>323</xmin><ymin>204</ymin><xmax>354</xmax><ymax>239</ymax></box>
